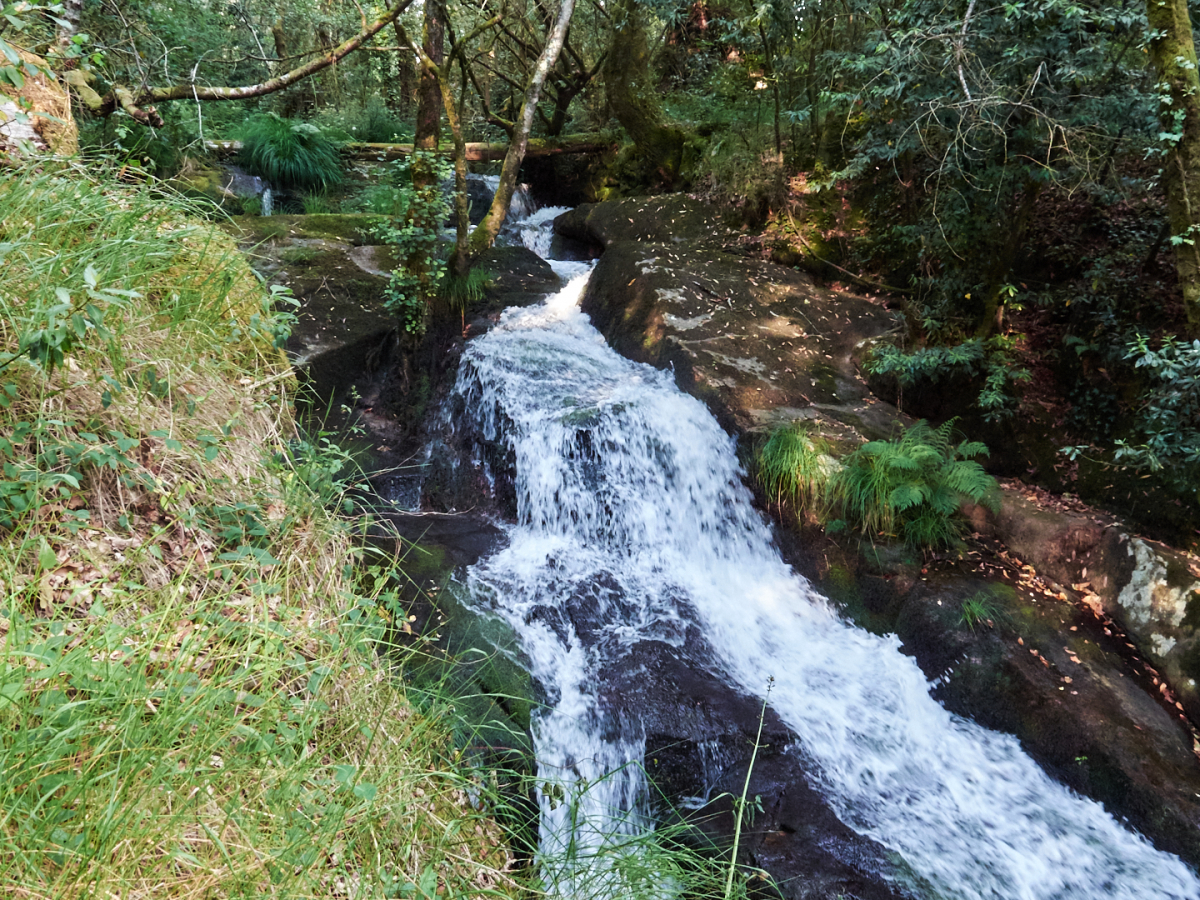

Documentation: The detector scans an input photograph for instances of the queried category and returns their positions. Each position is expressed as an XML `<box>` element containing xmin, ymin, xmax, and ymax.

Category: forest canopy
<box><xmin>1</xmin><ymin>0</ymin><xmax>1196</xmax><ymax>507</ymax></box>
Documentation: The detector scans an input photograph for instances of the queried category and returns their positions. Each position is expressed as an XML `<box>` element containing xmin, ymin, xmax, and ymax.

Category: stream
<box><xmin>434</xmin><ymin>204</ymin><xmax>1200</xmax><ymax>899</ymax></box>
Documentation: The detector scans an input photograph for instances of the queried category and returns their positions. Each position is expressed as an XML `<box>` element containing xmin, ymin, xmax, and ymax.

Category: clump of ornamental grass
<box><xmin>754</xmin><ymin>423</ymin><xmax>835</xmax><ymax>521</ymax></box>
<box><xmin>0</xmin><ymin>166</ymin><xmax>517</xmax><ymax>900</ymax></box>
<box><xmin>237</xmin><ymin>114</ymin><xmax>344</xmax><ymax>192</ymax></box>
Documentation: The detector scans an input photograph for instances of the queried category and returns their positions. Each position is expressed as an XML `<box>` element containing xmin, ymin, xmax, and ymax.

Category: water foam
<box><xmin>451</xmin><ymin>275</ymin><xmax>1200</xmax><ymax>899</ymax></box>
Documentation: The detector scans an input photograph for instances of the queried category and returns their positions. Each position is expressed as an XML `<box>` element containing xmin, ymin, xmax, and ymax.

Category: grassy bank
<box><xmin>0</xmin><ymin>167</ymin><xmax>515</xmax><ymax>899</ymax></box>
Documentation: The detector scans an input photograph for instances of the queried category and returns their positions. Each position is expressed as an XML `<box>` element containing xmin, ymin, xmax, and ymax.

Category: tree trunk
<box><xmin>1147</xmin><ymin>0</ymin><xmax>1200</xmax><ymax>336</ymax></box>
<box><xmin>412</xmin><ymin>0</ymin><xmax>445</xmax><ymax>157</ymax></box>
<box><xmin>463</xmin><ymin>0</ymin><xmax>578</xmax><ymax>261</ymax></box>
<box><xmin>602</xmin><ymin>0</ymin><xmax>685</xmax><ymax>187</ymax></box>
<box><xmin>976</xmin><ymin>179</ymin><xmax>1041</xmax><ymax>337</ymax></box>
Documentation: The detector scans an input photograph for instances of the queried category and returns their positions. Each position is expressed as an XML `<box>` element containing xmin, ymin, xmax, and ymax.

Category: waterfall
<box><xmin>260</xmin><ymin>186</ymin><xmax>273</xmax><ymax>217</ymax></box>
<box><xmin>448</xmin><ymin>271</ymin><xmax>1200</xmax><ymax>899</ymax></box>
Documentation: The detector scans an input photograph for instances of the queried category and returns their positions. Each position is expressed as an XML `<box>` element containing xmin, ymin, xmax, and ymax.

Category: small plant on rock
<box><xmin>829</xmin><ymin>419</ymin><xmax>999</xmax><ymax>549</ymax></box>
<box><xmin>959</xmin><ymin>590</ymin><xmax>1001</xmax><ymax>632</ymax></box>
<box><xmin>755</xmin><ymin>423</ymin><xmax>834</xmax><ymax>521</ymax></box>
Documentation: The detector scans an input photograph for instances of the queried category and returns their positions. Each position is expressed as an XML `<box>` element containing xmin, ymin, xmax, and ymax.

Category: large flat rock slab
<box><xmin>554</xmin><ymin>194</ymin><xmax>728</xmax><ymax>250</ymax></box>
<box><xmin>580</xmin><ymin>240</ymin><xmax>902</xmax><ymax>441</ymax></box>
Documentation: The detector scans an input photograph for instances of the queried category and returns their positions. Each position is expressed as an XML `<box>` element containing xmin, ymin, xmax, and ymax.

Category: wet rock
<box><xmin>473</xmin><ymin>245</ymin><xmax>561</xmax><ymax>319</ymax></box>
<box><xmin>963</xmin><ymin>491</ymin><xmax>1200</xmax><ymax>724</ymax></box>
<box><xmin>580</xmin><ymin>240</ymin><xmax>902</xmax><ymax>442</ymax></box>
<box><xmin>554</xmin><ymin>194</ymin><xmax>726</xmax><ymax>252</ymax></box>
<box><xmin>892</xmin><ymin>575</ymin><xmax>1200</xmax><ymax>869</ymax></box>
<box><xmin>601</xmin><ymin>640</ymin><xmax>910</xmax><ymax>899</ymax></box>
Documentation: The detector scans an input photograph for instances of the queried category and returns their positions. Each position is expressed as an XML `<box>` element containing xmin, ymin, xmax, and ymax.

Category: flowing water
<box><xmin>441</xmin><ymin>210</ymin><xmax>1200</xmax><ymax>899</ymax></box>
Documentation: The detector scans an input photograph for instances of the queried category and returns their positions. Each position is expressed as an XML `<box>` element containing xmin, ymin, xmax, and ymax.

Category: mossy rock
<box><xmin>229</xmin><ymin>213</ymin><xmax>389</xmax><ymax>247</ymax></box>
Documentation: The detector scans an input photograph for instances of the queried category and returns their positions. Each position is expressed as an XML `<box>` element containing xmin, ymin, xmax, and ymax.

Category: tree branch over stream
<box><xmin>76</xmin><ymin>0</ymin><xmax>415</xmax><ymax>127</ymax></box>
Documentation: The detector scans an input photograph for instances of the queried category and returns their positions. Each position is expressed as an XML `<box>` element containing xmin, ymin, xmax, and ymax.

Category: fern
<box><xmin>830</xmin><ymin>420</ymin><xmax>998</xmax><ymax>549</ymax></box>
<box><xmin>755</xmin><ymin>424</ymin><xmax>834</xmax><ymax>519</ymax></box>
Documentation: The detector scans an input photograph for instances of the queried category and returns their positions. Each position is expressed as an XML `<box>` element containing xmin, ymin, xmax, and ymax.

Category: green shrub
<box><xmin>236</xmin><ymin>114</ymin><xmax>344</xmax><ymax>191</ymax></box>
<box><xmin>1113</xmin><ymin>334</ymin><xmax>1200</xmax><ymax>497</ymax></box>
<box><xmin>829</xmin><ymin>420</ymin><xmax>999</xmax><ymax>549</ymax></box>
<box><xmin>866</xmin><ymin>336</ymin><xmax>1031</xmax><ymax>421</ymax></box>
<box><xmin>754</xmin><ymin>424</ymin><xmax>833</xmax><ymax>520</ymax></box>
<box><xmin>313</xmin><ymin>96</ymin><xmax>413</xmax><ymax>144</ymax></box>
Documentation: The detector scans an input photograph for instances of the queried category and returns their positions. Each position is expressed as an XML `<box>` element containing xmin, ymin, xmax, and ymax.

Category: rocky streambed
<box><xmin>237</xmin><ymin>192</ymin><xmax>1200</xmax><ymax>897</ymax></box>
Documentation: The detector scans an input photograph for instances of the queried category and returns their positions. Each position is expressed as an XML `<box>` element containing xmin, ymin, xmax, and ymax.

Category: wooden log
<box><xmin>204</xmin><ymin>134</ymin><xmax>611</xmax><ymax>162</ymax></box>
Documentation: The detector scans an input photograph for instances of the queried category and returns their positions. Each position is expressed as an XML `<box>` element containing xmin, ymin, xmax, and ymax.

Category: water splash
<box><xmin>452</xmin><ymin>272</ymin><xmax>1200</xmax><ymax>899</ymax></box>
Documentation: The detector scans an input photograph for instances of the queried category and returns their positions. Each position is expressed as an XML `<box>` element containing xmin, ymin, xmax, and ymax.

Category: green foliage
<box><xmin>438</xmin><ymin>267</ymin><xmax>491</xmax><ymax>313</ymax></box>
<box><xmin>1113</xmin><ymin>334</ymin><xmax>1200</xmax><ymax>496</ymax></box>
<box><xmin>0</xmin><ymin>166</ymin><xmax>516</xmax><ymax>899</ymax></box>
<box><xmin>300</xmin><ymin>191</ymin><xmax>335</xmax><ymax>214</ymax></box>
<box><xmin>313</xmin><ymin>96</ymin><xmax>413</xmax><ymax>144</ymax></box>
<box><xmin>959</xmin><ymin>589</ymin><xmax>1000</xmax><ymax>632</ymax></box>
<box><xmin>0</xmin><ymin>168</ymin><xmax>297</xmax><ymax>533</ymax></box>
<box><xmin>370</xmin><ymin>153</ymin><xmax>453</xmax><ymax>335</ymax></box>
<box><xmin>829</xmin><ymin>420</ymin><xmax>999</xmax><ymax>549</ymax></box>
<box><xmin>754</xmin><ymin>423</ymin><xmax>832</xmax><ymax>519</ymax></box>
<box><xmin>236</xmin><ymin>114</ymin><xmax>344</xmax><ymax>192</ymax></box>
<box><xmin>866</xmin><ymin>336</ymin><xmax>1031</xmax><ymax>421</ymax></box>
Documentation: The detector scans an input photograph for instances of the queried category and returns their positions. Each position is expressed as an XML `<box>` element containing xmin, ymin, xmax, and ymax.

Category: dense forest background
<box><xmin>3</xmin><ymin>0</ymin><xmax>1198</xmax><ymax>535</ymax></box>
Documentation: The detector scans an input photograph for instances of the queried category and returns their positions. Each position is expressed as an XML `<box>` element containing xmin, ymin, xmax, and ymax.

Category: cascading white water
<box><xmin>450</xmin><ymin>269</ymin><xmax>1200</xmax><ymax>899</ymax></box>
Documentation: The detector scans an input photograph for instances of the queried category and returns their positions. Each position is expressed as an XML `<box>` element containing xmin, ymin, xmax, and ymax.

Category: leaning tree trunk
<box><xmin>602</xmin><ymin>0</ymin><xmax>686</xmax><ymax>188</ymax></box>
<box><xmin>463</xmin><ymin>0</ymin><xmax>577</xmax><ymax>260</ymax></box>
<box><xmin>1147</xmin><ymin>0</ymin><xmax>1200</xmax><ymax>337</ymax></box>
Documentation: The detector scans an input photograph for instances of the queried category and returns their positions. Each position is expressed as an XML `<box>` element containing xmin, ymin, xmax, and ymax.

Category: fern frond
<box><xmin>829</xmin><ymin>419</ymin><xmax>998</xmax><ymax>550</ymax></box>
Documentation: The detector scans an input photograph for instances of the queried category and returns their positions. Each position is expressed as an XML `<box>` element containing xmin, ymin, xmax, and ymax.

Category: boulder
<box><xmin>966</xmin><ymin>490</ymin><xmax>1200</xmax><ymax>723</ymax></box>
<box><xmin>554</xmin><ymin>194</ymin><xmax>726</xmax><ymax>252</ymax></box>
<box><xmin>579</xmin><ymin>239</ymin><xmax>902</xmax><ymax>442</ymax></box>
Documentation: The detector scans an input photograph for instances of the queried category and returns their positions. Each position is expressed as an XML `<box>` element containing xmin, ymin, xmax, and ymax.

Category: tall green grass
<box><xmin>237</xmin><ymin>114</ymin><xmax>344</xmax><ymax>192</ymax></box>
<box><xmin>754</xmin><ymin>424</ymin><xmax>833</xmax><ymax>520</ymax></box>
<box><xmin>0</xmin><ymin>166</ymin><xmax>515</xmax><ymax>900</ymax></box>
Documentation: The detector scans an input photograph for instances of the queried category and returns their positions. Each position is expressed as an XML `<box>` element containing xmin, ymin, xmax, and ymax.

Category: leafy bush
<box><xmin>829</xmin><ymin>420</ymin><xmax>999</xmax><ymax>549</ymax></box>
<box><xmin>866</xmin><ymin>337</ymin><xmax>1030</xmax><ymax>421</ymax></box>
<box><xmin>754</xmin><ymin>424</ymin><xmax>833</xmax><ymax>520</ymax></box>
<box><xmin>236</xmin><ymin>114</ymin><xmax>344</xmax><ymax>191</ymax></box>
<box><xmin>1114</xmin><ymin>334</ymin><xmax>1200</xmax><ymax>496</ymax></box>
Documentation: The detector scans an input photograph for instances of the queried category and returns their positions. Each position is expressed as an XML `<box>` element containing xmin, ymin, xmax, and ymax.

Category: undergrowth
<box><xmin>758</xmin><ymin>419</ymin><xmax>1000</xmax><ymax>550</ymax></box>
<box><xmin>0</xmin><ymin>166</ymin><xmax>516</xmax><ymax>899</ymax></box>
<box><xmin>754</xmin><ymin>424</ymin><xmax>832</xmax><ymax>521</ymax></box>
<box><xmin>236</xmin><ymin>114</ymin><xmax>344</xmax><ymax>192</ymax></box>
<box><xmin>829</xmin><ymin>420</ymin><xmax>999</xmax><ymax>549</ymax></box>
